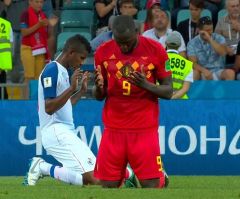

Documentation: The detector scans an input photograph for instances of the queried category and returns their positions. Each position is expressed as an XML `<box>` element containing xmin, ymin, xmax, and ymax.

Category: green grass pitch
<box><xmin>0</xmin><ymin>176</ymin><xmax>240</xmax><ymax>199</ymax></box>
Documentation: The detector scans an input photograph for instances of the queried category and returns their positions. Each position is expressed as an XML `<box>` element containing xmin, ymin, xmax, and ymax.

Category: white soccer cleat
<box><xmin>23</xmin><ymin>157</ymin><xmax>44</xmax><ymax>186</ymax></box>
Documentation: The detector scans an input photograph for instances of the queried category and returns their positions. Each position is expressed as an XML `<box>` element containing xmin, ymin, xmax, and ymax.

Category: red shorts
<box><xmin>94</xmin><ymin>128</ymin><xmax>163</xmax><ymax>181</ymax></box>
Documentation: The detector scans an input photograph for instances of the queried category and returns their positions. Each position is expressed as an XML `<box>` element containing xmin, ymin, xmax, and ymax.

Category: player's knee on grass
<box><xmin>139</xmin><ymin>178</ymin><xmax>160</xmax><ymax>188</ymax></box>
<box><xmin>82</xmin><ymin>171</ymin><xmax>99</xmax><ymax>185</ymax></box>
<box><xmin>100</xmin><ymin>180</ymin><xmax>122</xmax><ymax>188</ymax></box>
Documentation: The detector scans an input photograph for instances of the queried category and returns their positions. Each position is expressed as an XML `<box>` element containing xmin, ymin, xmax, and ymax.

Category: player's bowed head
<box><xmin>112</xmin><ymin>15</ymin><xmax>138</xmax><ymax>54</ymax></box>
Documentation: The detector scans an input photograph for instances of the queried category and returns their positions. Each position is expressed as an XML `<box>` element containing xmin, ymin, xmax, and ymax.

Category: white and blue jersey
<box><xmin>38</xmin><ymin>61</ymin><xmax>74</xmax><ymax>131</ymax></box>
<box><xmin>39</xmin><ymin>61</ymin><xmax>96</xmax><ymax>174</ymax></box>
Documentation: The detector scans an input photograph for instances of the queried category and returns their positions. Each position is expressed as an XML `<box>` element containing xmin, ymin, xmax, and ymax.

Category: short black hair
<box><xmin>112</xmin><ymin>15</ymin><xmax>136</xmax><ymax>36</ymax></box>
<box><xmin>119</xmin><ymin>0</ymin><xmax>135</xmax><ymax>7</ymax></box>
<box><xmin>63</xmin><ymin>34</ymin><xmax>91</xmax><ymax>54</ymax></box>
<box><xmin>197</xmin><ymin>16</ymin><xmax>213</xmax><ymax>29</ymax></box>
<box><xmin>189</xmin><ymin>0</ymin><xmax>204</xmax><ymax>9</ymax></box>
<box><xmin>160</xmin><ymin>8</ymin><xmax>169</xmax><ymax>19</ymax></box>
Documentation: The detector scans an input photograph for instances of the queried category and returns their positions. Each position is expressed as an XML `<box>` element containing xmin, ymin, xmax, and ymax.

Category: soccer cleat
<box><xmin>124</xmin><ymin>171</ymin><xmax>138</xmax><ymax>188</ymax></box>
<box><xmin>158</xmin><ymin>168</ymin><xmax>169</xmax><ymax>188</ymax></box>
<box><xmin>163</xmin><ymin>169</ymin><xmax>169</xmax><ymax>188</ymax></box>
<box><xmin>23</xmin><ymin>157</ymin><xmax>44</xmax><ymax>186</ymax></box>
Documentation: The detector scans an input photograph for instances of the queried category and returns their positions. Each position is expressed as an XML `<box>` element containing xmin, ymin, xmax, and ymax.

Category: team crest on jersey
<box><xmin>43</xmin><ymin>77</ymin><xmax>52</xmax><ymax>88</ymax></box>
<box><xmin>120</xmin><ymin>63</ymin><xmax>134</xmax><ymax>78</ymax></box>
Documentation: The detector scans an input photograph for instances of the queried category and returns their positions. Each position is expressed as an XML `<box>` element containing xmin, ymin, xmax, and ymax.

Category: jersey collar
<box><xmin>167</xmin><ymin>49</ymin><xmax>179</xmax><ymax>54</ymax></box>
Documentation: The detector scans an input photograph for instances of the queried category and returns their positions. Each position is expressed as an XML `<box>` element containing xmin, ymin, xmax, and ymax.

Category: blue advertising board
<box><xmin>0</xmin><ymin>100</ymin><xmax>240</xmax><ymax>176</ymax></box>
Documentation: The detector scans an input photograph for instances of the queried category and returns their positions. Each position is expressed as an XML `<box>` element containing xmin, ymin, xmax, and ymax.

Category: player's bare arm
<box><xmin>151</xmin><ymin>75</ymin><xmax>173</xmax><ymax>99</ymax></box>
<box><xmin>45</xmin><ymin>69</ymin><xmax>81</xmax><ymax>115</ymax></box>
<box><xmin>93</xmin><ymin>67</ymin><xmax>107</xmax><ymax>100</ymax></box>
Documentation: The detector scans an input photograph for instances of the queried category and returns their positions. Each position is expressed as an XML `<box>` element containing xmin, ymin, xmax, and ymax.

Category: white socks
<box><xmin>50</xmin><ymin>166</ymin><xmax>83</xmax><ymax>185</ymax></box>
<box><xmin>39</xmin><ymin>161</ymin><xmax>83</xmax><ymax>185</ymax></box>
<box><xmin>39</xmin><ymin>161</ymin><xmax>52</xmax><ymax>176</ymax></box>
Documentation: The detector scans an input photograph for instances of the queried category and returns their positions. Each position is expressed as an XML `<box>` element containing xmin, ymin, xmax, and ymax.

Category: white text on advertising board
<box><xmin>18</xmin><ymin>125</ymin><xmax>240</xmax><ymax>155</ymax></box>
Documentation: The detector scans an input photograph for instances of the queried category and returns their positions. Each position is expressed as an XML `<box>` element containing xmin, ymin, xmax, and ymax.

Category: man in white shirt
<box><xmin>142</xmin><ymin>9</ymin><xmax>187</xmax><ymax>57</ymax></box>
<box><xmin>215</xmin><ymin>0</ymin><xmax>240</xmax><ymax>66</ymax></box>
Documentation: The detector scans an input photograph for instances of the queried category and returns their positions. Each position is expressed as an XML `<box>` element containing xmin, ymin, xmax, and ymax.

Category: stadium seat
<box><xmin>218</xmin><ymin>9</ymin><xmax>227</xmax><ymax>19</ymax></box>
<box><xmin>57</xmin><ymin>32</ymin><xmax>92</xmax><ymax>53</ymax></box>
<box><xmin>168</xmin><ymin>0</ymin><xmax>174</xmax><ymax>11</ymax></box>
<box><xmin>177</xmin><ymin>9</ymin><xmax>212</xmax><ymax>26</ymax></box>
<box><xmin>137</xmin><ymin>9</ymin><xmax>146</xmax><ymax>22</ymax></box>
<box><xmin>139</xmin><ymin>0</ymin><xmax>147</xmax><ymax>10</ymax></box>
<box><xmin>63</xmin><ymin>0</ymin><xmax>94</xmax><ymax>10</ymax></box>
<box><xmin>60</xmin><ymin>10</ymin><xmax>93</xmax><ymax>33</ymax></box>
<box><xmin>219</xmin><ymin>0</ymin><xmax>226</xmax><ymax>10</ymax></box>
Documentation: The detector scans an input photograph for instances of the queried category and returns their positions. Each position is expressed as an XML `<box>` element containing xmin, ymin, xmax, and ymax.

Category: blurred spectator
<box><xmin>91</xmin><ymin>15</ymin><xmax>115</xmax><ymax>51</ymax></box>
<box><xmin>115</xmin><ymin>0</ymin><xmax>139</xmax><ymax>16</ymax></box>
<box><xmin>94</xmin><ymin>0</ymin><xmax>117</xmax><ymax>35</ymax></box>
<box><xmin>42</xmin><ymin>0</ymin><xmax>53</xmax><ymax>18</ymax></box>
<box><xmin>119</xmin><ymin>0</ymin><xmax>141</xmax><ymax>30</ymax></box>
<box><xmin>234</xmin><ymin>40</ymin><xmax>240</xmax><ymax>79</ymax></box>
<box><xmin>204</xmin><ymin>0</ymin><xmax>222</xmax><ymax>27</ymax></box>
<box><xmin>143</xmin><ymin>9</ymin><xmax>187</xmax><ymax>57</ymax></box>
<box><xmin>20</xmin><ymin>0</ymin><xmax>57</xmax><ymax>99</ymax></box>
<box><xmin>158</xmin><ymin>0</ymin><xmax>169</xmax><ymax>10</ymax></box>
<box><xmin>92</xmin><ymin>0</ymin><xmax>140</xmax><ymax>51</ymax></box>
<box><xmin>119</xmin><ymin>0</ymin><xmax>138</xmax><ymax>16</ymax></box>
<box><xmin>171</xmin><ymin>0</ymin><xmax>189</xmax><ymax>30</ymax></box>
<box><xmin>174</xmin><ymin>0</ymin><xmax>189</xmax><ymax>7</ymax></box>
<box><xmin>94</xmin><ymin>0</ymin><xmax>140</xmax><ymax>36</ymax></box>
<box><xmin>91</xmin><ymin>14</ymin><xmax>140</xmax><ymax>51</ymax></box>
<box><xmin>187</xmin><ymin>16</ymin><xmax>235</xmax><ymax>80</ymax></box>
<box><xmin>215</xmin><ymin>0</ymin><xmax>240</xmax><ymax>67</ymax></box>
<box><xmin>166</xmin><ymin>31</ymin><xmax>193</xmax><ymax>99</ymax></box>
<box><xmin>0</xmin><ymin>9</ymin><xmax>13</xmax><ymax>99</ymax></box>
<box><xmin>143</xmin><ymin>0</ymin><xmax>161</xmax><ymax>32</ymax></box>
<box><xmin>145</xmin><ymin>0</ymin><xmax>169</xmax><ymax>10</ymax></box>
<box><xmin>177</xmin><ymin>0</ymin><xmax>204</xmax><ymax>45</ymax></box>
<box><xmin>1</xmin><ymin>0</ymin><xmax>28</xmax><ymax>83</ymax></box>
<box><xmin>172</xmin><ymin>0</ymin><xmax>223</xmax><ymax>30</ymax></box>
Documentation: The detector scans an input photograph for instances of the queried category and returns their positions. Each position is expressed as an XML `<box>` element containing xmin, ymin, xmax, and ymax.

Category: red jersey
<box><xmin>95</xmin><ymin>35</ymin><xmax>171</xmax><ymax>130</ymax></box>
<box><xmin>20</xmin><ymin>10</ymin><xmax>31</xmax><ymax>46</ymax></box>
<box><xmin>20</xmin><ymin>8</ymin><xmax>47</xmax><ymax>46</ymax></box>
